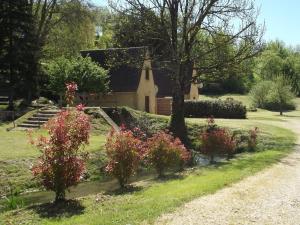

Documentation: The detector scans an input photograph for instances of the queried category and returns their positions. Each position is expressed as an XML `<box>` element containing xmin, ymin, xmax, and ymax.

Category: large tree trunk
<box><xmin>170</xmin><ymin>82</ymin><xmax>187</xmax><ymax>143</ymax></box>
<box><xmin>170</xmin><ymin>62</ymin><xmax>189</xmax><ymax>144</ymax></box>
<box><xmin>8</xmin><ymin>88</ymin><xmax>14</xmax><ymax>110</ymax></box>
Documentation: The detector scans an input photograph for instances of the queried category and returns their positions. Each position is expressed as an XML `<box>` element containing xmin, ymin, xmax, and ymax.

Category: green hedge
<box><xmin>184</xmin><ymin>98</ymin><xmax>247</xmax><ymax>119</ymax></box>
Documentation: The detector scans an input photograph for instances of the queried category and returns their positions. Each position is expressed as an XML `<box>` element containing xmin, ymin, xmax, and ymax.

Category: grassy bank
<box><xmin>0</xmin><ymin>112</ymin><xmax>110</xmax><ymax>197</ymax></box>
<box><xmin>0</xmin><ymin>121</ymin><xmax>295</xmax><ymax>224</ymax></box>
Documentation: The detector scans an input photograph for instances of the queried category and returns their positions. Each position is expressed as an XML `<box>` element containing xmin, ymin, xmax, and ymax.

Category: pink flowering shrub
<box><xmin>105</xmin><ymin>127</ymin><xmax>145</xmax><ymax>188</ymax></box>
<box><xmin>30</xmin><ymin>83</ymin><xmax>90</xmax><ymax>202</ymax></box>
<box><xmin>146</xmin><ymin>131</ymin><xmax>190</xmax><ymax>177</ymax></box>
<box><xmin>65</xmin><ymin>82</ymin><xmax>78</xmax><ymax>106</ymax></box>
<box><xmin>200</xmin><ymin>117</ymin><xmax>236</xmax><ymax>163</ymax></box>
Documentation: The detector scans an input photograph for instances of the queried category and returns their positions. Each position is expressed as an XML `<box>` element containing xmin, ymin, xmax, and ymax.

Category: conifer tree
<box><xmin>0</xmin><ymin>0</ymin><xmax>36</xmax><ymax>108</ymax></box>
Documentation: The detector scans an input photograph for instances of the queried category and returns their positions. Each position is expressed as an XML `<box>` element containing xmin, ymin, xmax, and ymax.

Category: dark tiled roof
<box><xmin>152</xmin><ymin>62</ymin><xmax>193</xmax><ymax>97</ymax></box>
<box><xmin>81</xmin><ymin>47</ymin><xmax>146</xmax><ymax>92</ymax></box>
<box><xmin>81</xmin><ymin>47</ymin><xmax>194</xmax><ymax>96</ymax></box>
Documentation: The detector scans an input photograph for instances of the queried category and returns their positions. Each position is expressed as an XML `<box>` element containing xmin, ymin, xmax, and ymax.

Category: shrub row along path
<box><xmin>156</xmin><ymin>118</ymin><xmax>300</xmax><ymax>225</ymax></box>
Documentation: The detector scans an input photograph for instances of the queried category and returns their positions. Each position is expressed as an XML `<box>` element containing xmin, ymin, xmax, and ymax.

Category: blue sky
<box><xmin>91</xmin><ymin>0</ymin><xmax>300</xmax><ymax>46</ymax></box>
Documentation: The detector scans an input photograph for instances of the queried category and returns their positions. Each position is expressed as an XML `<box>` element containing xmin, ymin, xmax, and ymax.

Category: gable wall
<box><xmin>185</xmin><ymin>68</ymin><xmax>199</xmax><ymax>100</ymax></box>
<box><xmin>136</xmin><ymin>58</ymin><xmax>157</xmax><ymax>113</ymax></box>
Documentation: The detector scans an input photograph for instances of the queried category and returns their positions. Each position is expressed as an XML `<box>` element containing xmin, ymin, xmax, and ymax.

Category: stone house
<box><xmin>80</xmin><ymin>47</ymin><xmax>199</xmax><ymax>115</ymax></box>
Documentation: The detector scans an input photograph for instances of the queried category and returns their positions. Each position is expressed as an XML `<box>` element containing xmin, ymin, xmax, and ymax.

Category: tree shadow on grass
<box><xmin>154</xmin><ymin>173</ymin><xmax>185</xmax><ymax>183</ymax></box>
<box><xmin>104</xmin><ymin>185</ymin><xmax>143</xmax><ymax>196</ymax></box>
<box><xmin>275</xmin><ymin>114</ymin><xmax>300</xmax><ymax>118</ymax></box>
<box><xmin>29</xmin><ymin>199</ymin><xmax>85</xmax><ymax>219</ymax></box>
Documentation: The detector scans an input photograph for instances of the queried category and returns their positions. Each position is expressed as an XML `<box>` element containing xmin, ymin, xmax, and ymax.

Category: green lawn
<box><xmin>0</xmin><ymin>117</ymin><xmax>108</xmax><ymax>198</ymax></box>
<box><xmin>0</xmin><ymin>101</ymin><xmax>298</xmax><ymax>224</ymax></box>
<box><xmin>0</xmin><ymin>123</ymin><xmax>295</xmax><ymax>224</ymax></box>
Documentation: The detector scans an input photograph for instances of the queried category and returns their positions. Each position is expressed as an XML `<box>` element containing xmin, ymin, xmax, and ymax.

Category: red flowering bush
<box><xmin>30</xmin><ymin>83</ymin><xmax>90</xmax><ymax>203</ymax></box>
<box><xmin>105</xmin><ymin>128</ymin><xmax>145</xmax><ymax>188</ymax></box>
<box><xmin>200</xmin><ymin>117</ymin><xmax>236</xmax><ymax>163</ymax></box>
<box><xmin>65</xmin><ymin>82</ymin><xmax>78</xmax><ymax>106</ymax></box>
<box><xmin>248</xmin><ymin>127</ymin><xmax>259</xmax><ymax>151</ymax></box>
<box><xmin>146</xmin><ymin>131</ymin><xmax>190</xmax><ymax>177</ymax></box>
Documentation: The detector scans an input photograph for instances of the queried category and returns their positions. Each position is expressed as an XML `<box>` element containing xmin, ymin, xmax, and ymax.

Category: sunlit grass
<box><xmin>0</xmin><ymin>96</ymin><xmax>299</xmax><ymax>224</ymax></box>
<box><xmin>0</xmin><ymin>120</ymin><xmax>296</xmax><ymax>224</ymax></box>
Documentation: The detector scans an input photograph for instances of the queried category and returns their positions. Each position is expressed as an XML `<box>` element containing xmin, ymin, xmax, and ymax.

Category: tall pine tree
<box><xmin>0</xmin><ymin>0</ymin><xmax>37</xmax><ymax>109</ymax></box>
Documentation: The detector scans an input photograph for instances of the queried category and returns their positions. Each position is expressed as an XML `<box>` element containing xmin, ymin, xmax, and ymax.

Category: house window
<box><xmin>145</xmin><ymin>67</ymin><xmax>150</xmax><ymax>80</ymax></box>
<box><xmin>145</xmin><ymin>96</ymin><xmax>150</xmax><ymax>112</ymax></box>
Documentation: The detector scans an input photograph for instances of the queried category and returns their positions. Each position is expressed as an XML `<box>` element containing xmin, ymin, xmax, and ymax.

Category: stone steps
<box><xmin>0</xmin><ymin>96</ymin><xmax>8</xmax><ymax>101</ymax></box>
<box><xmin>22</xmin><ymin>120</ymin><xmax>45</xmax><ymax>125</ymax></box>
<box><xmin>17</xmin><ymin>123</ymin><xmax>40</xmax><ymax>129</ymax></box>
<box><xmin>28</xmin><ymin>117</ymin><xmax>49</xmax><ymax>122</ymax></box>
<box><xmin>0</xmin><ymin>96</ymin><xmax>9</xmax><ymax>105</ymax></box>
<box><xmin>17</xmin><ymin>107</ymin><xmax>60</xmax><ymax>129</ymax></box>
<box><xmin>33</xmin><ymin>113</ymin><xmax>57</xmax><ymax>118</ymax></box>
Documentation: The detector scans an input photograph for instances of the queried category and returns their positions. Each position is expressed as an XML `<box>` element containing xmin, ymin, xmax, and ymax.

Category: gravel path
<box><xmin>156</xmin><ymin>119</ymin><xmax>300</xmax><ymax>225</ymax></box>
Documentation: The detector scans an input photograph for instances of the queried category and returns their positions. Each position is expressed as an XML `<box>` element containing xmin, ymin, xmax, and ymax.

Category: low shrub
<box><xmin>146</xmin><ymin>131</ymin><xmax>190</xmax><ymax>177</ymax></box>
<box><xmin>263</xmin><ymin>101</ymin><xmax>295</xmax><ymax>111</ymax></box>
<box><xmin>200</xmin><ymin>117</ymin><xmax>236</xmax><ymax>163</ymax></box>
<box><xmin>104</xmin><ymin>107</ymin><xmax>168</xmax><ymax>137</ymax></box>
<box><xmin>30</xmin><ymin>83</ymin><xmax>91</xmax><ymax>203</ymax></box>
<box><xmin>105</xmin><ymin>128</ymin><xmax>145</xmax><ymax>188</ymax></box>
<box><xmin>250</xmin><ymin>79</ymin><xmax>295</xmax><ymax>113</ymax></box>
<box><xmin>184</xmin><ymin>98</ymin><xmax>246</xmax><ymax>119</ymax></box>
<box><xmin>249</xmin><ymin>80</ymin><xmax>274</xmax><ymax>109</ymax></box>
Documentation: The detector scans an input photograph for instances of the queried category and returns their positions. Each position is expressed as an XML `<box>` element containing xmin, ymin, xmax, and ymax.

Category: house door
<box><xmin>145</xmin><ymin>96</ymin><xmax>150</xmax><ymax>113</ymax></box>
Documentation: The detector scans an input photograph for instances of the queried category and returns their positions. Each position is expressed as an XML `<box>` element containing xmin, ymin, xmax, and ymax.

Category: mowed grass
<box><xmin>0</xmin><ymin>120</ymin><xmax>107</xmax><ymax>197</ymax></box>
<box><xmin>0</xmin><ymin>99</ymin><xmax>299</xmax><ymax>224</ymax></box>
<box><xmin>0</xmin><ymin>125</ymin><xmax>107</xmax><ymax>160</ymax></box>
<box><xmin>0</xmin><ymin>122</ymin><xmax>296</xmax><ymax>225</ymax></box>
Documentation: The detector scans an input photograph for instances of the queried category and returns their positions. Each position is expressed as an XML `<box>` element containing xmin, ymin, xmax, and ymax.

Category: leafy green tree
<box><xmin>112</xmin><ymin>0</ymin><xmax>263</xmax><ymax>142</ymax></box>
<box><xmin>93</xmin><ymin>6</ymin><xmax>116</xmax><ymax>49</ymax></box>
<box><xmin>0</xmin><ymin>0</ymin><xmax>36</xmax><ymax>108</ymax></box>
<box><xmin>268</xmin><ymin>76</ymin><xmax>295</xmax><ymax>116</ymax></box>
<box><xmin>112</xmin><ymin>8</ymin><xmax>170</xmax><ymax>59</ymax></box>
<box><xmin>255</xmin><ymin>40</ymin><xmax>300</xmax><ymax>95</ymax></box>
<box><xmin>250</xmin><ymin>77</ymin><xmax>295</xmax><ymax>115</ymax></box>
<box><xmin>250</xmin><ymin>80</ymin><xmax>275</xmax><ymax>108</ymax></box>
<box><xmin>196</xmin><ymin>32</ymin><xmax>256</xmax><ymax>94</ymax></box>
<box><xmin>43</xmin><ymin>0</ymin><xmax>96</xmax><ymax>60</ymax></box>
<box><xmin>47</xmin><ymin>56</ymin><xmax>109</xmax><ymax>103</ymax></box>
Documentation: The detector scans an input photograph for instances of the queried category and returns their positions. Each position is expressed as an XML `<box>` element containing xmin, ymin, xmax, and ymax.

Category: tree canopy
<box><xmin>255</xmin><ymin>40</ymin><xmax>300</xmax><ymax>95</ymax></box>
<box><xmin>43</xmin><ymin>0</ymin><xmax>96</xmax><ymax>60</ymax></box>
<box><xmin>47</xmin><ymin>56</ymin><xmax>109</xmax><ymax>96</ymax></box>
<box><xmin>111</xmin><ymin>0</ymin><xmax>264</xmax><ymax>141</ymax></box>
<box><xmin>0</xmin><ymin>0</ymin><xmax>36</xmax><ymax>107</ymax></box>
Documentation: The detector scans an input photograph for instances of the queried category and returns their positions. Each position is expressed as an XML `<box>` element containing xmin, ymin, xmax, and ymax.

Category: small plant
<box><xmin>30</xmin><ymin>83</ymin><xmax>91</xmax><ymax>203</ymax></box>
<box><xmin>146</xmin><ymin>131</ymin><xmax>190</xmax><ymax>177</ymax></box>
<box><xmin>65</xmin><ymin>82</ymin><xmax>78</xmax><ymax>106</ymax></box>
<box><xmin>105</xmin><ymin>127</ymin><xmax>145</xmax><ymax>188</ymax></box>
<box><xmin>4</xmin><ymin>186</ymin><xmax>24</xmax><ymax>210</ymax></box>
<box><xmin>248</xmin><ymin>127</ymin><xmax>259</xmax><ymax>151</ymax></box>
<box><xmin>200</xmin><ymin>118</ymin><xmax>236</xmax><ymax>163</ymax></box>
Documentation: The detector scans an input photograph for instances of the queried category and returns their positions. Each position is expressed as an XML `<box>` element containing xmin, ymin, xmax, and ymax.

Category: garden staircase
<box><xmin>0</xmin><ymin>96</ymin><xmax>9</xmax><ymax>106</ymax></box>
<box><xmin>17</xmin><ymin>107</ymin><xmax>60</xmax><ymax>129</ymax></box>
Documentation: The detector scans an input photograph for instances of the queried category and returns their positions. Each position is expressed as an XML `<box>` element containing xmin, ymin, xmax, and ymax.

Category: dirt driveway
<box><xmin>156</xmin><ymin>119</ymin><xmax>300</xmax><ymax>225</ymax></box>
